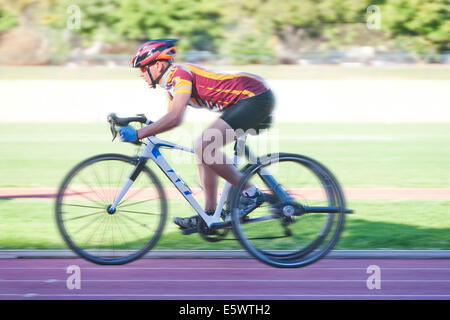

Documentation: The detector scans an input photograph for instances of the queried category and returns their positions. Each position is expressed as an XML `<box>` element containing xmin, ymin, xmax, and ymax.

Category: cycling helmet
<box><xmin>132</xmin><ymin>38</ymin><xmax>178</xmax><ymax>68</ymax></box>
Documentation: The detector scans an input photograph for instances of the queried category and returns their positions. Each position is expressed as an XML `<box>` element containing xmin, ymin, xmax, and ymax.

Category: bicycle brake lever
<box><xmin>107</xmin><ymin>113</ymin><xmax>118</xmax><ymax>141</ymax></box>
<box><xmin>107</xmin><ymin>112</ymin><xmax>144</xmax><ymax>144</ymax></box>
<box><xmin>110</xmin><ymin>123</ymin><xmax>118</xmax><ymax>141</ymax></box>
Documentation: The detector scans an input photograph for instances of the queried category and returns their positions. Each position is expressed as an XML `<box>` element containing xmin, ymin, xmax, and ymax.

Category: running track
<box><xmin>0</xmin><ymin>258</ymin><xmax>449</xmax><ymax>300</ymax></box>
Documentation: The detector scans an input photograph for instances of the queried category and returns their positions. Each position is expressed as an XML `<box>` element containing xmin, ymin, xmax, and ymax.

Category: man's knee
<box><xmin>194</xmin><ymin>129</ymin><xmax>224</xmax><ymax>165</ymax></box>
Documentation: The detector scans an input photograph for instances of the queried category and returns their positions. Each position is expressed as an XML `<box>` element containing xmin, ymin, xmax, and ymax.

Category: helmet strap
<box><xmin>145</xmin><ymin>66</ymin><xmax>157</xmax><ymax>89</ymax></box>
<box><xmin>145</xmin><ymin>61</ymin><xmax>172</xmax><ymax>89</ymax></box>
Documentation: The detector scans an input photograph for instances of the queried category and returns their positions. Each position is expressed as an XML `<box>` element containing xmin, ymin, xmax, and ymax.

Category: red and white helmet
<box><xmin>132</xmin><ymin>39</ymin><xmax>178</xmax><ymax>68</ymax></box>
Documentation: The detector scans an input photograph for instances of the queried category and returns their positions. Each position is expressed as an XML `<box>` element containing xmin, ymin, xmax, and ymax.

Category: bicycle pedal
<box><xmin>181</xmin><ymin>227</ymin><xmax>198</xmax><ymax>235</ymax></box>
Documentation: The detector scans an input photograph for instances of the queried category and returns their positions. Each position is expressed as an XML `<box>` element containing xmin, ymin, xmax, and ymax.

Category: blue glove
<box><xmin>119</xmin><ymin>126</ymin><xmax>138</xmax><ymax>143</ymax></box>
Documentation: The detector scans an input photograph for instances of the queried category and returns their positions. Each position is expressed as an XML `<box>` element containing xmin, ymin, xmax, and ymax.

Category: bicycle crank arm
<box><xmin>215</xmin><ymin>215</ymin><xmax>281</xmax><ymax>231</ymax></box>
<box><xmin>209</xmin><ymin>214</ymin><xmax>280</xmax><ymax>231</ymax></box>
<box><xmin>210</xmin><ymin>221</ymin><xmax>232</xmax><ymax>230</ymax></box>
<box><xmin>181</xmin><ymin>227</ymin><xmax>198</xmax><ymax>235</ymax></box>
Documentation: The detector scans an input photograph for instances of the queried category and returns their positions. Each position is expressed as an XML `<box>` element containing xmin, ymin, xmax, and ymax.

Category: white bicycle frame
<box><xmin>108</xmin><ymin>132</ymin><xmax>251</xmax><ymax>228</ymax></box>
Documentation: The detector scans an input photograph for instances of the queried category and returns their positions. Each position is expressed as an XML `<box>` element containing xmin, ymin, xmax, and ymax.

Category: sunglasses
<box><xmin>139</xmin><ymin>62</ymin><xmax>158</xmax><ymax>73</ymax></box>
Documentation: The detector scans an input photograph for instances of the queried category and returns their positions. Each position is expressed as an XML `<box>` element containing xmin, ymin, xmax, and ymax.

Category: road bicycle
<box><xmin>55</xmin><ymin>113</ymin><xmax>353</xmax><ymax>268</ymax></box>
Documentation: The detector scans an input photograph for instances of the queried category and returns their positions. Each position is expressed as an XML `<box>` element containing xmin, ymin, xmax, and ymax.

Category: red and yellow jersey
<box><xmin>159</xmin><ymin>63</ymin><xmax>269</xmax><ymax>112</ymax></box>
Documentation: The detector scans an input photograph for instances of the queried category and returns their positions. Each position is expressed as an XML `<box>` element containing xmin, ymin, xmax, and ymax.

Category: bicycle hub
<box><xmin>107</xmin><ymin>205</ymin><xmax>116</xmax><ymax>215</ymax></box>
<box><xmin>283</xmin><ymin>205</ymin><xmax>295</xmax><ymax>217</ymax></box>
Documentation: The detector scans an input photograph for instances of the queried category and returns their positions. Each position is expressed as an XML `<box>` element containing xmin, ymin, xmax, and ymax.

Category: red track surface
<box><xmin>0</xmin><ymin>258</ymin><xmax>449</xmax><ymax>300</ymax></box>
<box><xmin>1</xmin><ymin>187</ymin><xmax>450</xmax><ymax>202</ymax></box>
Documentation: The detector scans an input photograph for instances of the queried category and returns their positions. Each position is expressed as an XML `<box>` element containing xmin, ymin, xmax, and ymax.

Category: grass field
<box><xmin>1</xmin><ymin>122</ymin><xmax>449</xmax><ymax>188</ymax></box>
<box><xmin>0</xmin><ymin>122</ymin><xmax>449</xmax><ymax>250</ymax></box>
<box><xmin>0</xmin><ymin>199</ymin><xmax>448</xmax><ymax>250</ymax></box>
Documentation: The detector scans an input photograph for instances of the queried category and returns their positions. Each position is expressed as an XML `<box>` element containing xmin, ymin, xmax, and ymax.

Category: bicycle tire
<box><xmin>230</xmin><ymin>153</ymin><xmax>346</xmax><ymax>268</ymax></box>
<box><xmin>55</xmin><ymin>153</ymin><xmax>167</xmax><ymax>265</ymax></box>
<box><xmin>261</xmin><ymin>153</ymin><xmax>345</xmax><ymax>262</ymax></box>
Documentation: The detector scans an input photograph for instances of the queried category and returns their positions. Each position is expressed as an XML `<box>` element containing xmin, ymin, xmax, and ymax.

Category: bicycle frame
<box><xmin>108</xmin><ymin>134</ymin><xmax>249</xmax><ymax>228</ymax></box>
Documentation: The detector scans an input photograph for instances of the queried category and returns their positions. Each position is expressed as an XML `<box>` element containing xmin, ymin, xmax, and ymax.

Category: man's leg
<box><xmin>197</xmin><ymin>164</ymin><xmax>218</xmax><ymax>211</ymax></box>
<box><xmin>194</xmin><ymin>118</ymin><xmax>242</xmax><ymax>211</ymax></box>
<box><xmin>174</xmin><ymin>118</ymin><xmax>263</xmax><ymax>229</ymax></box>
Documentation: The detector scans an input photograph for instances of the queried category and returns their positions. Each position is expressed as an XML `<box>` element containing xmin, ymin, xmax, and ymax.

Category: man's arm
<box><xmin>137</xmin><ymin>92</ymin><xmax>190</xmax><ymax>139</ymax></box>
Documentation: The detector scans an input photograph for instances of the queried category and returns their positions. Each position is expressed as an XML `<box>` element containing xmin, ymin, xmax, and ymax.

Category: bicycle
<box><xmin>55</xmin><ymin>113</ymin><xmax>353</xmax><ymax>268</ymax></box>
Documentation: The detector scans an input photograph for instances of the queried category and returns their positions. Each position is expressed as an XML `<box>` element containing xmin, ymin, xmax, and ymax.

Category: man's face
<box><xmin>139</xmin><ymin>61</ymin><xmax>167</xmax><ymax>87</ymax></box>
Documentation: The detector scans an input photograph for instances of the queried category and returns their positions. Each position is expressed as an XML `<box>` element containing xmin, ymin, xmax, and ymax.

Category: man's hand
<box><xmin>119</xmin><ymin>126</ymin><xmax>138</xmax><ymax>143</ymax></box>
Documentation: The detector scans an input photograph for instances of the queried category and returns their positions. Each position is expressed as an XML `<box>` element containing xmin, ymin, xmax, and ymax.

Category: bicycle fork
<box><xmin>107</xmin><ymin>157</ymin><xmax>147</xmax><ymax>214</ymax></box>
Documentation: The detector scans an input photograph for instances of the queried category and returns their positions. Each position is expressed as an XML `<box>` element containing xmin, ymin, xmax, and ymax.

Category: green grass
<box><xmin>0</xmin><ymin>198</ymin><xmax>448</xmax><ymax>250</ymax></box>
<box><xmin>0</xmin><ymin>122</ymin><xmax>449</xmax><ymax>250</ymax></box>
<box><xmin>1</xmin><ymin>122</ymin><xmax>449</xmax><ymax>188</ymax></box>
<box><xmin>1</xmin><ymin>65</ymin><xmax>449</xmax><ymax>80</ymax></box>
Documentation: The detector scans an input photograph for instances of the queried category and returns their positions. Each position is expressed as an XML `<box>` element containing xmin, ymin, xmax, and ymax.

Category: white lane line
<box><xmin>0</xmin><ymin>294</ymin><xmax>449</xmax><ymax>298</ymax></box>
<box><xmin>0</xmin><ymin>267</ymin><xmax>449</xmax><ymax>270</ymax></box>
<box><xmin>1</xmin><ymin>279</ymin><xmax>449</xmax><ymax>282</ymax></box>
<box><xmin>45</xmin><ymin>279</ymin><xmax>59</xmax><ymax>283</ymax></box>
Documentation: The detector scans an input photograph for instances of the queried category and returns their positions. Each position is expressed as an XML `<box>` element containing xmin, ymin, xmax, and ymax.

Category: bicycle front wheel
<box><xmin>230</xmin><ymin>153</ymin><xmax>346</xmax><ymax>268</ymax></box>
<box><xmin>55</xmin><ymin>153</ymin><xmax>167</xmax><ymax>265</ymax></box>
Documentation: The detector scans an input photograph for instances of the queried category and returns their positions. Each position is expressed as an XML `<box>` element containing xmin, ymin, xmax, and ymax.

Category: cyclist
<box><xmin>119</xmin><ymin>39</ymin><xmax>275</xmax><ymax>230</ymax></box>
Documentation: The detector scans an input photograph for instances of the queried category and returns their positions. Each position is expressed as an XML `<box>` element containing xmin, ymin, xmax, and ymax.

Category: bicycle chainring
<box><xmin>197</xmin><ymin>219</ymin><xmax>230</xmax><ymax>243</ymax></box>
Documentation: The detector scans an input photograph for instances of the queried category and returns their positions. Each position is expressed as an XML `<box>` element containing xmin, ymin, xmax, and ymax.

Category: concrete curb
<box><xmin>0</xmin><ymin>250</ymin><xmax>449</xmax><ymax>259</ymax></box>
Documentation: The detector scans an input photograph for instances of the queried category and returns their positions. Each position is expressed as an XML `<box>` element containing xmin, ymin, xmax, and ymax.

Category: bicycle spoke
<box><xmin>113</xmin><ymin>215</ymin><xmax>130</xmax><ymax>250</ymax></box>
<box><xmin>119</xmin><ymin>212</ymin><xmax>154</xmax><ymax>231</ymax></box>
<box><xmin>113</xmin><ymin>162</ymin><xmax>127</xmax><ymax>203</ymax></box>
<box><xmin>118</xmin><ymin>208</ymin><xmax>160</xmax><ymax>216</ymax></box>
<box><xmin>117</xmin><ymin>197</ymin><xmax>158</xmax><ymax>209</ymax></box>
<box><xmin>69</xmin><ymin>211</ymin><xmax>106</xmax><ymax>240</ymax></box>
<box><xmin>90</xmin><ymin>164</ymin><xmax>110</xmax><ymax>202</ymax></box>
<box><xmin>62</xmin><ymin>209</ymin><xmax>105</xmax><ymax>222</ymax></box>
<box><xmin>63</xmin><ymin>203</ymin><xmax>105</xmax><ymax>210</ymax></box>
<box><xmin>106</xmin><ymin>161</ymin><xmax>114</xmax><ymax>202</ymax></box>
<box><xmin>82</xmin><ymin>214</ymin><xmax>108</xmax><ymax>248</ymax></box>
<box><xmin>78</xmin><ymin>175</ymin><xmax>109</xmax><ymax>205</ymax></box>
<box><xmin>98</xmin><ymin>215</ymin><xmax>111</xmax><ymax>252</ymax></box>
<box><xmin>230</xmin><ymin>154</ymin><xmax>346</xmax><ymax>268</ymax></box>
<box><xmin>115</xmin><ymin>214</ymin><xmax>144</xmax><ymax>242</ymax></box>
<box><xmin>110</xmin><ymin>216</ymin><xmax>116</xmax><ymax>256</ymax></box>
<box><xmin>122</xmin><ymin>186</ymin><xmax>150</xmax><ymax>203</ymax></box>
<box><xmin>66</xmin><ymin>187</ymin><xmax>106</xmax><ymax>208</ymax></box>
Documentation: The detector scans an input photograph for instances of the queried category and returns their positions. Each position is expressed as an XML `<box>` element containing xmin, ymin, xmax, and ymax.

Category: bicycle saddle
<box><xmin>252</xmin><ymin>113</ymin><xmax>273</xmax><ymax>135</ymax></box>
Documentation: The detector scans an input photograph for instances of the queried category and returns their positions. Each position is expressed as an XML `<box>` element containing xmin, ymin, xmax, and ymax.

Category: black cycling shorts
<box><xmin>220</xmin><ymin>89</ymin><xmax>275</xmax><ymax>133</ymax></box>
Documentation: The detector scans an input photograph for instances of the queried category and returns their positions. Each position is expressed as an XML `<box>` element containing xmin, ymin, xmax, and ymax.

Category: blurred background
<box><xmin>0</xmin><ymin>0</ymin><xmax>449</xmax><ymax>65</ymax></box>
<box><xmin>0</xmin><ymin>0</ymin><xmax>449</xmax><ymax>251</ymax></box>
<box><xmin>0</xmin><ymin>0</ymin><xmax>449</xmax><ymax>122</ymax></box>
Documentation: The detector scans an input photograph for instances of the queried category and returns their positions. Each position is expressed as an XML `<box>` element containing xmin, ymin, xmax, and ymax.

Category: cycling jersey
<box><xmin>159</xmin><ymin>63</ymin><xmax>269</xmax><ymax>112</ymax></box>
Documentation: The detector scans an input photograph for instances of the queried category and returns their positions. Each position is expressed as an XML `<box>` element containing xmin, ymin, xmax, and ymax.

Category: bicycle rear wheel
<box><xmin>230</xmin><ymin>153</ymin><xmax>346</xmax><ymax>268</ymax></box>
<box><xmin>55</xmin><ymin>153</ymin><xmax>167</xmax><ymax>265</ymax></box>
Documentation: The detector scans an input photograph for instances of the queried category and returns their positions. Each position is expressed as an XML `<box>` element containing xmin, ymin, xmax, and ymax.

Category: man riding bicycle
<box><xmin>119</xmin><ymin>39</ymin><xmax>275</xmax><ymax>230</ymax></box>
